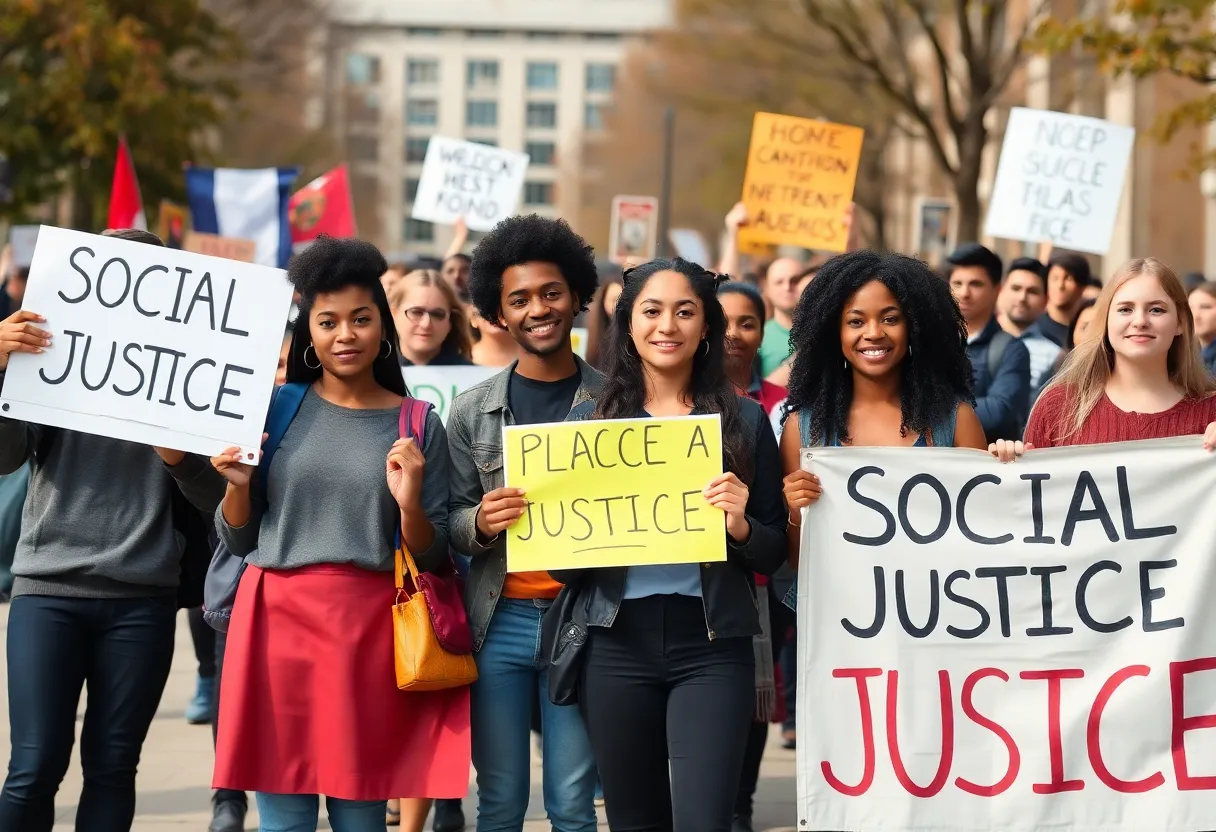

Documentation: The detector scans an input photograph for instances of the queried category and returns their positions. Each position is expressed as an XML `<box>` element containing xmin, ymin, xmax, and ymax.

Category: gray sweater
<box><xmin>217</xmin><ymin>388</ymin><xmax>450</xmax><ymax>573</ymax></box>
<box><xmin>0</xmin><ymin>376</ymin><xmax>227</xmax><ymax>598</ymax></box>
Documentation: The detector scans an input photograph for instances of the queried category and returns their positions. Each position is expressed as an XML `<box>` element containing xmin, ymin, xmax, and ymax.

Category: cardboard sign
<box><xmin>609</xmin><ymin>195</ymin><xmax>659</xmax><ymax>265</ymax></box>
<box><xmin>0</xmin><ymin>226</ymin><xmax>294</xmax><ymax>460</ymax></box>
<box><xmin>503</xmin><ymin>415</ymin><xmax>726</xmax><ymax>572</ymax></box>
<box><xmin>411</xmin><ymin>137</ymin><xmax>530</xmax><ymax>232</ymax></box>
<box><xmin>402</xmin><ymin>364</ymin><xmax>498</xmax><ymax>424</ymax></box>
<box><xmin>183</xmin><ymin>231</ymin><xmax>257</xmax><ymax>263</ymax></box>
<box><xmin>985</xmin><ymin>108</ymin><xmax>1135</xmax><ymax>256</ymax></box>
<box><xmin>795</xmin><ymin>439</ymin><xmax>1216</xmax><ymax>831</ymax></box>
<box><xmin>157</xmin><ymin>201</ymin><xmax>188</xmax><ymax>249</ymax></box>
<box><xmin>740</xmin><ymin>113</ymin><xmax>864</xmax><ymax>253</ymax></box>
<box><xmin>9</xmin><ymin>226</ymin><xmax>38</xmax><ymax>269</ymax></box>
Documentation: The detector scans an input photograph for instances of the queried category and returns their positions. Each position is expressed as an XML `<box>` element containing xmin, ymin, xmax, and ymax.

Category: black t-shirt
<box><xmin>1031</xmin><ymin>314</ymin><xmax>1069</xmax><ymax>348</ymax></box>
<box><xmin>508</xmin><ymin>369</ymin><xmax>582</xmax><ymax>426</ymax></box>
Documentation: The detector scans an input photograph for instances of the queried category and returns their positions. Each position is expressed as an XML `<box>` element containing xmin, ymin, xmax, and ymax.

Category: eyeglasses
<box><xmin>403</xmin><ymin>307</ymin><xmax>449</xmax><ymax>323</ymax></box>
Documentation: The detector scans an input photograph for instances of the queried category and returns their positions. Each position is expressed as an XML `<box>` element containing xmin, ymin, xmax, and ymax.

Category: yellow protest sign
<box><xmin>739</xmin><ymin>112</ymin><xmax>864</xmax><ymax>253</ymax></box>
<box><xmin>503</xmin><ymin>415</ymin><xmax>726</xmax><ymax>572</ymax></box>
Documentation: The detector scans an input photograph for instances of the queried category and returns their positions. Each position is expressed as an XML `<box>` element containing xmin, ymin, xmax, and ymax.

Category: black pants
<box><xmin>187</xmin><ymin>606</ymin><xmax>216</xmax><ymax>678</ymax></box>
<box><xmin>579</xmin><ymin>595</ymin><xmax>754</xmax><ymax>832</ymax></box>
<box><xmin>734</xmin><ymin>583</ymin><xmax>790</xmax><ymax>817</ymax></box>
<box><xmin>0</xmin><ymin>594</ymin><xmax>176</xmax><ymax>832</ymax></box>
<box><xmin>211</xmin><ymin>629</ymin><xmax>246</xmax><ymax>809</ymax></box>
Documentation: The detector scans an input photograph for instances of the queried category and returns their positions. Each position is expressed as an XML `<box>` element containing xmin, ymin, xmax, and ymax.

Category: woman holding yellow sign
<box><xmin>555</xmin><ymin>257</ymin><xmax>787</xmax><ymax>831</ymax></box>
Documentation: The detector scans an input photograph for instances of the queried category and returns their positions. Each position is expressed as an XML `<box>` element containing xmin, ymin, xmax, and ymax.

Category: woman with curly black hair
<box><xmin>208</xmin><ymin>236</ymin><xmax>469</xmax><ymax>832</ymax></box>
<box><xmin>556</xmin><ymin>257</ymin><xmax>787</xmax><ymax>831</ymax></box>
<box><xmin>781</xmin><ymin>250</ymin><xmax>986</xmax><ymax>573</ymax></box>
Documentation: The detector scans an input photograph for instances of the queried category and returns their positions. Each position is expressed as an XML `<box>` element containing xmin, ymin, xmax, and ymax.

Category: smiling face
<box><xmin>1189</xmin><ymin>290</ymin><xmax>1216</xmax><ymax>344</ymax></box>
<box><xmin>396</xmin><ymin>282</ymin><xmax>452</xmax><ymax>362</ymax></box>
<box><xmin>840</xmin><ymin>279</ymin><xmax>908</xmax><ymax>380</ymax></box>
<box><xmin>720</xmin><ymin>291</ymin><xmax>763</xmax><ymax>377</ymax></box>
<box><xmin>630</xmin><ymin>270</ymin><xmax>708</xmax><ymax>373</ymax></box>
<box><xmin>309</xmin><ymin>285</ymin><xmax>384</xmax><ymax>379</ymax></box>
<box><xmin>499</xmin><ymin>262</ymin><xmax>578</xmax><ymax>357</ymax></box>
<box><xmin>1106</xmin><ymin>274</ymin><xmax>1182</xmax><ymax>364</ymax></box>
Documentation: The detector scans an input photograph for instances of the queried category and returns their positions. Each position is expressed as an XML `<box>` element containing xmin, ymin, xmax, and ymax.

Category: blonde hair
<box><xmin>389</xmin><ymin>269</ymin><xmax>472</xmax><ymax>361</ymax></box>
<box><xmin>1037</xmin><ymin>257</ymin><xmax>1216</xmax><ymax>437</ymax></box>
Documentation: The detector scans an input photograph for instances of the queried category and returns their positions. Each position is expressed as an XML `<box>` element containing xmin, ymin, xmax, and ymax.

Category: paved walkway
<box><xmin>0</xmin><ymin>608</ymin><xmax>798</xmax><ymax>830</ymax></box>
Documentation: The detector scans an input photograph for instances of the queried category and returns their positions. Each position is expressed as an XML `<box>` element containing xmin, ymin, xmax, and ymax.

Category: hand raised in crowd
<box><xmin>386</xmin><ymin>437</ymin><xmax>425</xmax><ymax>509</ymax></box>
<box><xmin>476</xmin><ymin>487</ymin><xmax>529</xmax><ymax>541</ymax></box>
<box><xmin>725</xmin><ymin>201</ymin><xmax>749</xmax><ymax>232</ymax></box>
<box><xmin>705</xmin><ymin>472</ymin><xmax>751</xmax><ymax>542</ymax></box>
<box><xmin>989</xmin><ymin>439</ymin><xmax>1033</xmax><ymax>463</ymax></box>
<box><xmin>0</xmin><ymin>310</ymin><xmax>50</xmax><ymax>371</ymax></box>
<box><xmin>782</xmin><ymin>470</ymin><xmax>821</xmax><ymax>516</ymax></box>
<box><xmin>1204</xmin><ymin>422</ymin><xmax>1216</xmax><ymax>452</ymax></box>
<box><xmin>210</xmin><ymin>433</ymin><xmax>267</xmax><ymax>488</ymax></box>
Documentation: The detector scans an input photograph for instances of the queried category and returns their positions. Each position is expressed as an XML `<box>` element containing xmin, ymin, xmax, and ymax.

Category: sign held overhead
<box><xmin>411</xmin><ymin>137</ymin><xmax>530</xmax><ymax>232</ymax></box>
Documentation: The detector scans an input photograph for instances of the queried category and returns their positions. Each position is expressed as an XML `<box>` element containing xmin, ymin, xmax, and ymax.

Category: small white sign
<box><xmin>411</xmin><ymin>137</ymin><xmax>530</xmax><ymax>233</ymax></box>
<box><xmin>403</xmin><ymin>364</ymin><xmax>498</xmax><ymax>424</ymax></box>
<box><xmin>10</xmin><ymin>225</ymin><xmax>38</xmax><ymax>269</ymax></box>
<box><xmin>985</xmin><ymin>107</ymin><xmax>1135</xmax><ymax>256</ymax></box>
<box><xmin>0</xmin><ymin>226</ymin><xmax>294</xmax><ymax>461</ymax></box>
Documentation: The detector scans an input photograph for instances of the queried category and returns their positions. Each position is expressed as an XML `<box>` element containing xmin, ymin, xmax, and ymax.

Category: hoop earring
<box><xmin>843</xmin><ymin>358</ymin><xmax>849</xmax><ymax>371</ymax></box>
<box><xmin>304</xmin><ymin>345</ymin><xmax>321</xmax><ymax>369</ymax></box>
<box><xmin>907</xmin><ymin>344</ymin><xmax>913</xmax><ymax>359</ymax></box>
<box><xmin>625</xmin><ymin>339</ymin><xmax>636</xmax><ymax>357</ymax></box>
<box><xmin>380</xmin><ymin>338</ymin><xmax>394</xmax><ymax>359</ymax></box>
<box><xmin>699</xmin><ymin>340</ymin><xmax>710</xmax><ymax>358</ymax></box>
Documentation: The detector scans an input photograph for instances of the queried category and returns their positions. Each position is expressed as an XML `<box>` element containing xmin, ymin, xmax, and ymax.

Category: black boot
<box><xmin>433</xmin><ymin>798</ymin><xmax>466</xmax><ymax>832</ymax></box>
<box><xmin>209</xmin><ymin>797</ymin><xmax>247</xmax><ymax>832</ymax></box>
<box><xmin>731</xmin><ymin>813</ymin><xmax>755</xmax><ymax>832</ymax></box>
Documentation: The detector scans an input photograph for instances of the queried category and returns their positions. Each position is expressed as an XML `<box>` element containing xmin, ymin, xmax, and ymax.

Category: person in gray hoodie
<box><xmin>0</xmin><ymin>229</ymin><xmax>226</xmax><ymax>832</ymax></box>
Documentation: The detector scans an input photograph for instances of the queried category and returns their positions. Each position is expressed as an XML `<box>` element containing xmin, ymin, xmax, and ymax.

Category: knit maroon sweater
<box><xmin>1026</xmin><ymin>385</ymin><xmax>1216</xmax><ymax>448</ymax></box>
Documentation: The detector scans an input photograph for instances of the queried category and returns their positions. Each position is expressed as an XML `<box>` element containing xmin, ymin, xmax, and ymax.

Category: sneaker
<box><xmin>209</xmin><ymin>798</ymin><xmax>246</xmax><ymax>832</ymax></box>
<box><xmin>432</xmin><ymin>798</ymin><xmax>465</xmax><ymax>832</ymax></box>
<box><xmin>185</xmin><ymin>675</ymin><xmax>216</xmax><ymax>725</ymax></box>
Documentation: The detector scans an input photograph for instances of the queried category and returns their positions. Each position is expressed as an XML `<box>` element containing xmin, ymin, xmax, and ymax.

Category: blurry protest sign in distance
<box><xmin>609</xmin><ymin>196</ymin><xmax>659</xmax><ymax>265</ymax></box>
<box><xmin>0</xmin><ymin>227</ymin><xmax>294</xmax><ymax>461</ymax></box>
<box><xmin>739</xmin><ymin>113</ymin><xmax>864</xmax><ymax>254</ymax></box>
<box><xmin>411</xmin><ymin>137</ymin><xmax>530</xmax><ymax>232</ymax></box>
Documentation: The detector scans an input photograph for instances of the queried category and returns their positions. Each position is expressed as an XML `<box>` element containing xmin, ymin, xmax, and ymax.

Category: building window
<box><xmin>345</xmin><ymin>54</ymin><xmax>380</xmax><ymax>85</ymax></box>
<box><xmin>465</xmin><ymin>100</ymin><xmax>498</xmax><ymax>128</ymax></box>
<box><xmin>584</xmin><ymin>102</ymin><xmax>604</xmax><ymax>130</ymax></box>
<box><xmin>527</xmin><ymin>62</ymin><xmax>559</xmax><ymax>90</ymax></box>
<box><xmin>469</xmin><ymin>137</ymin><xmax>499</xmax><ymax>148</ymax></box>
<box><xmin>526</xmin><ymin>31</ymin><xmax>561</xmax><ymax>40</ymax></box>
<box><xmin>526</xmin><ymin>102</ymin><xmax>558</xmax><ymax>128</ymax></box>
<box><xmin>585</xmin><ymin>63</ymin><xmax>616</xmax><ymax>93</ymax></box>
<box><xmin>404</xmin><ymin>218</ymin><xmax>434</xmax><ymax>242</ymax></box>
<box><xmin>525</xmin><ymin>141</ymin><xmax>556</xmax><ymax>165</ymax></box>
<box><xmin>467</xmin><ymin>29</ymin><xmax>504</xmax><ymax>38</ymax></box>
<box><xmin>348</xmin><ymin>135</ymin><xmax>380</xmax><ymax>162</ymax></box>
<box><xmin>407</xmin><ymin>27</ymin><xmax>442</xmax><ymax>37</ymax></box>
<box><xmin>406</xmin><ymin>99</ymin><xmax>439</xmax><ymax>126</ymax></box>
<box><xmin>404</xmin><ymin>178</ymin><xmax>420</xmax><ymax>202</ymax></box>
<box><xmin>524</xmin><ymin>182</ymin><xmax>554</xmax><ymax>206</ymax></box>
<box><xmin>467</xmin><ymin>60</ymin><xmax>499</xmax><ymax>89</ymax></box>
<box><xmin>585</xmin><ymin>32</ymin><xmax>620</xmax><ymax>41</ymax></box>
<box><xmin>405</xmin><ymin>136</ymin><xmax>431</xmax><ymax>163</ymax></box>
<box><xmin>407</xmin><ymin>59</ymin><xmax>440</xmax><ymax>85</ymax></box>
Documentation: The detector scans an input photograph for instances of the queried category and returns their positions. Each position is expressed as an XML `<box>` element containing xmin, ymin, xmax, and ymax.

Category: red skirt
<box><xmin>213</xmin><ymin>564</ymin><xmax>471</xmax><ymax>799</ymax></box>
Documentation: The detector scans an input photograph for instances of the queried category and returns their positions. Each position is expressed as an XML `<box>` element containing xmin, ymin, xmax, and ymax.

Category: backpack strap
<box><xmin>258</xmin><ymin>382</ymin><xmax>309</xmax><ymax>506</ymax></box>
<box><xmin>987</xmin><ymin>329</ymin><xmax>1013</xmax><ymax>380</ymax></box>
<box><xmin>399</xmin><ymin>397</ymin><xmax>432</xmax><ymax>445</ymax></box>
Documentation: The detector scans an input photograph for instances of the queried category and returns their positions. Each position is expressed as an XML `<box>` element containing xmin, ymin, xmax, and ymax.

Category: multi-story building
<box><xmin>321</xmin><ymin>0</ymin><xmax>672</xmax><ymax>257</ymax></box>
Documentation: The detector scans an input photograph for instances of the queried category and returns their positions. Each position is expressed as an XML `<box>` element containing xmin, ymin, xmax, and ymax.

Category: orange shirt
<box><xmin>503</xmin><ymin>571</ymin><xmax>563</xmax><ymax>600</ymax></box>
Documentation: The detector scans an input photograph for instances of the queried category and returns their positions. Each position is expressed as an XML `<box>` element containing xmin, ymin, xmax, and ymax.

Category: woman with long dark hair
<box><xmin>209</xmin><ymin>236</ymin><xmax>469</xmax><ymax>832</ymax></box>
<box><xmin>557</xmin><ymin>257</ymin><xmax>787</xmax><ymax>831</ymax></box>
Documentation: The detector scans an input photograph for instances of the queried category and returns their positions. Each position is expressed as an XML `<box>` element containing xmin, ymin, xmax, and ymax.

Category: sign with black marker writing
<box><xmin>411</xmin><ymin>136</ymin><xmax>530</xmax><ymax>232</ymax></box>
<box><xmin>502</xmin><ymin>415</ymin><xmax>726</xmax><ymax>572</ymax></box>
<box><xmin>985</xmin><ymin>107</ymin><xmax>1135</xmax><ymax>256</ymax></box>
<box><xmin>795</xmin><ymin>438</ymin><xmax>1216</xmax><ymax>831</ymax></box>
<box><xmin>0</xmin><ymin>226</ymin><xmax>294</xmax><ymax>461</ymax></box>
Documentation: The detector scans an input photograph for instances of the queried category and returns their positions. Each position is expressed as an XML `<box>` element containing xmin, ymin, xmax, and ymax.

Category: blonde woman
<box><xmin>389</xmin><ymin>270</ymin><xmax>472</xmax><ymax>367</ymax></box>
<box><xmin>991</xmin><ymin>258</ymin><xmax>1216</xmax><ymax>459</ymax></box>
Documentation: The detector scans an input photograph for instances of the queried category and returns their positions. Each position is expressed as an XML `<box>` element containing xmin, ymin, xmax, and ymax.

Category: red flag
<box><xmin>289</xmin><ymin>164</ymin><xmax>356</xmax><ymax>243</ymax></box>
<box><xmin>107</xmin><ymin>137</ymin><xmax>146</xmax><ymax>231</ymax></box>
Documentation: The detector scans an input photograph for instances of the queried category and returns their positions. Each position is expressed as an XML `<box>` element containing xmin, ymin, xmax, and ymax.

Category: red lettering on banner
<box><xmin>821</xmin><ymin>668</ymin><xmax>882</xmax><ymax>796</ymax></box>
<box><xmin>886</xmin><ymin>670</ymin><xmax>954</xmax><ymax>797</ymax></box>
<box><xmin>1020</xmin><ymin>669</ymin><xmax>1086</xmax><ymax>793</ymax></box>
<box><xmin>956</xmin><ymin>668</ymin><xmax>1020</xmax><ymax>796</ymax></box>
<box><xmin>1088</xmin><ymin>665</ymin><xmax>1163</xmax><ymax>793</ymax></box>
<box><xmin>1170</xmin><ymin>658</ymin><xmax>1216</xmax><ymax>790</ymax></box>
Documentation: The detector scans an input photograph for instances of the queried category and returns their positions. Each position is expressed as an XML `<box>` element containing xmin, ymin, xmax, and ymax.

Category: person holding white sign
<box><xmin>0</xmin><ymin>228</ymin><xmax>228</xmax><ymax>832</ymax></box>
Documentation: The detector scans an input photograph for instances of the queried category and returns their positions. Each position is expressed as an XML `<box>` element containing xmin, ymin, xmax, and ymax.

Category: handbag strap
<box><xmin>393</xmin><ymin>396</ymin><xmax>433</xmax><ymax>595</ymax></box>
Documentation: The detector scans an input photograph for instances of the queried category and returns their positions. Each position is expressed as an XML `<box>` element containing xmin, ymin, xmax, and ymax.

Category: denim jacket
<box><xmin>446</xmin><ymin>357</ymin><xmax>603</xmax><ymax>651</ymax></box>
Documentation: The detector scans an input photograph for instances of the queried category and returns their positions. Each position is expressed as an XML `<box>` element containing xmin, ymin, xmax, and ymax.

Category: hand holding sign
<box><xmin>0</xmin><ymin>311</ymin><xmax>51</xmax><ymax>370</ymax></box>
<box><xmin>704</xmin><ymin>472</ymin><xmax>751</xmax><ymax>542</ymax></box>
<box><xmin>989</xmin><ymin>438</ymin><xmax>1034</xmax><ymax>463</ymax></box>
<box><xmin>476</xmin><ymin>487</ymin><xmax>528</xmax><ymax>542</ymax></box>
<box><xmin>211</xmin><ymin>439</ymin><xmax>262</xmax><ymax>488</ymax></box>
<box><xmin>386</xmin><ymin>437</ymin><xmax>425</xmax><ymax>510</ymax></box>
<box><xmin>783</xmin><ymin>469</ymin><xmax>822</xmax><ymax>515</ymax></box>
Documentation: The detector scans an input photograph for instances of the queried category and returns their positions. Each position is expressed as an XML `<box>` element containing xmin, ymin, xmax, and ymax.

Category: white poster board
<box><xmin>609</xmin><ymin>195</ymin><xmax>659</xmax><ymax>265</ymax></box>
<box><xmin>402</xmin><ymin>364</ymin><xmax>498</xmax><ymax>424</ymax></box>
<box><xmin>984</xmin><ymin>108</ymin><xmax>1135</xmax><ymax>256</ymax></box>
<box><xmin>796</xmin><ymin>438</ymin><xmax>1216</xmax><ymax>831</ymax></box>
<box><xmin>411</xmin><ymin>137</ymin><xmax>530</xmax><ymax>232</ymax></box>
<box><xmin>9</xmin><ymin>225</ymin><xmax>38</xmax><ymax>269</ymax></box>
<box><xmin>0</xmin><ymin>226</ymin><xmax>294</xmax><ymax>461</ymax></box>
<box><xmin>668</xmin><ymin>228</ymin><xmax>710</xmax><ymax>268</ymax></box>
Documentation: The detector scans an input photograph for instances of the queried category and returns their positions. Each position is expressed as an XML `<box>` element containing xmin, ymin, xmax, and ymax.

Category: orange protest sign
<box><xmin>182</xmin><ymin>231</ymin><xmax>257</xmax><ymax>263</ymax></box>
<box><xmin>739</xmin><ymin>113</ymin><xmax>864</xmax><ymax>253</ymax></box>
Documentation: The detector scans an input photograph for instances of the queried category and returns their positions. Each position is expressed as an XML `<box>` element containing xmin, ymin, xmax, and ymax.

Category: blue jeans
<box><xmin>255</xmin><ymin>793</ymin><xmax>385</xmax><ymax>832</ymax></box>
<box><xmin>471</xmin><ymin>598</ymin><xmax>597</xmax><ymax>832</ymax></box>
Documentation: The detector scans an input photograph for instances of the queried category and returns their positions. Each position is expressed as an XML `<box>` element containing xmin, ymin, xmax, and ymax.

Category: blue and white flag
<box><xmin>185</xmin><ymin>167</ymin><xmax>300</xmax><ymax>268</ymax></box>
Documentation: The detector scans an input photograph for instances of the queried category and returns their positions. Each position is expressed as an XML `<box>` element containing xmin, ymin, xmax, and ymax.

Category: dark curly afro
<box><xmin>468</xmin><ymin>214</ymin><xmax>598</xmax><ymax>324</ymax></box>
<box><xmin>784</xmin><ymin>249</ymin><xmax>974</xmax><ymax>445</ymax></box>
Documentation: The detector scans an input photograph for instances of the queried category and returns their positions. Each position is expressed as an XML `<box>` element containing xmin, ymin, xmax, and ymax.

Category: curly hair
<box><xmin>285</xmin><ymin>234</ymin><xmax>405</xmax><ymax>396</ymax></box>
<box><xmin>597</xmin><ymin>258</ymin><xmax>753</xmax><ymax>483</ymax></box>
<box><xmin>468</xmin><ymin>214</ymin><xmax>598</xmax><ymax>325</ymax></box>
<box><xmin>783</xmin><ymin>250</ymin><xmax>973</xmax><ymax>445</ymax></box>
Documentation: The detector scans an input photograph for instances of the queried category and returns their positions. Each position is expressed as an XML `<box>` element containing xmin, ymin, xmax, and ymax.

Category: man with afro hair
<box><xmin>447</xmin><ymin>214</ymin><xmax>600</xmax><ymax>831</ymax></box>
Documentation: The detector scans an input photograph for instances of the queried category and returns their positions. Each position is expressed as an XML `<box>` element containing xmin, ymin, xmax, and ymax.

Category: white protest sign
<box><xmin>411</xmin><ymin>137</ymin><xmax>530</xmax><ymax>232</ymax></box>
<box><xmin>609</xmin><ymin>195</ymin><xmax>658</xmax><ymax>265</ymax></box>
<box><xmin>9</xmin><ymin>225</ymin><xmax>38</xmax><ymax>269</ymax></box>
<box><xmin>403</xmin><ymin>364</ymin><xmax>498</xmax><ymax>424</ymax></box>
<box><xmin>0</xmin><ymin>226</ymin><xmax>294</xmax><ymax>461</ymax></box>
<box><xmin>796</xmin><ymin>438</ymin><xmax>1216</xmax><ymax>831</ymax></box>
<box><xmin>985</xmin><ymin>107</ymin><xmax>1135</xmax><ymax>255</ymax></box>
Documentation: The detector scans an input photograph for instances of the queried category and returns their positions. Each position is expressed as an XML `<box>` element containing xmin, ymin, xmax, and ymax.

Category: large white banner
<box><xmin>0</xmin><ymin>226</ymin><xmax>294</xmax><ymax>461</ymax></box>
<box><xmin>797</xmin><ymin>438</ymin><xmax>1216</xmax><ymax>831</ymax></box>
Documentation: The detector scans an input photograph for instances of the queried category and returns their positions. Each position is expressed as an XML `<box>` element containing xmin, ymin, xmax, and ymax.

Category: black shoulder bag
<box><xmin>541</xmin><ymin>579</ymin><xmax>589</xmax><ymax>706</ymax></box>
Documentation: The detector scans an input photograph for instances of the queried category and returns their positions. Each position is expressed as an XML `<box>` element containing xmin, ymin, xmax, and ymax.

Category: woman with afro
<box><xmin>780</xmin><ymin>250</ymin><xmax>987</xmax><ymax>580</ymax></box>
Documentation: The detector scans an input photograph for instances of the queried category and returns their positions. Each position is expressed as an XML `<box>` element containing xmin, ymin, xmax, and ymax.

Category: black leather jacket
<box><xmin>551</xmin><ymin>396</ymin><xmax>787</xmax><ymax>640</ymax></box>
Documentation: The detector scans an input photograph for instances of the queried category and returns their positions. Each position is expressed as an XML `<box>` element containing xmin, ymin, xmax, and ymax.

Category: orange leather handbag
<box><xmin>392</xmin><ymin>543</ymin><xmax>479</xmax><ymax>692</ymax></box>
